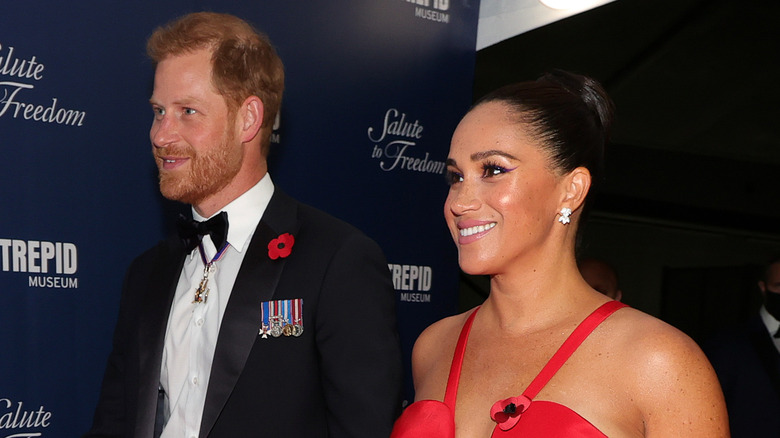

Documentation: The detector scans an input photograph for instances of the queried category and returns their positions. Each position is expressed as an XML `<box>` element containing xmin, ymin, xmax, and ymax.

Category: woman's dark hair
<box><xmin>473</xmin><ymin>69</ymin><xmax>615</xmax><ymax>207</ymax></box>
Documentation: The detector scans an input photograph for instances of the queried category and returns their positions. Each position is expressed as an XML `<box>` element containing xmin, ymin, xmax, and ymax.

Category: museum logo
<box><xmin>367</xmin><ymin>108</ymin><xmax>445</xmax><ymax>175</ymax></box>
<box><xmin>0</xmin><ymin>238</ymin><xmax>79</xmax><ymax>289</ymax></box>
<box><xmin>389</xmin><ymin>263</ymin><xmax>433</xmax><ymax>303</ymax></box>
<box><xmin>402</xmin><ymin>0</ymin><xmax>450</xmax><ymax>24</ymax></box>
<box><xmin>0</xmin><ymin>42</ymin><xmax>87</xmax><ymax>127</ymax></box>
<box><xmin>0</xmin><ymin>397</ymin><xmax>53</xmax><ymax>437</ymax></box>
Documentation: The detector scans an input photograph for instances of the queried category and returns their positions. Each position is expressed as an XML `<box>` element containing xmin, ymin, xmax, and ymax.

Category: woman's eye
<box><xmin>445</xmin><ymin>170</ymin><xmax>464</xmax><ymax>186</ymax></box>
<box><xmin>482</xmin><ymin>164</ymin><xmax>507</xmax><ymax>177</ymax></box>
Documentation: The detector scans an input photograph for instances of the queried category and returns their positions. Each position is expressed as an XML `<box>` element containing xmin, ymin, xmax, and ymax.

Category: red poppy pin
<box><xmin>490</xmin><ymin>395</ymin><xmax>531</xmax><ymax>431</ymax></box>
<box><xmin>268</xmin><ymin>233</ymin><xmax>295</xmax><ymax>260</ymax></box>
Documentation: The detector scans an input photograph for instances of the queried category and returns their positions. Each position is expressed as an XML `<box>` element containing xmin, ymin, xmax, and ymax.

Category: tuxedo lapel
<box><xmin>135</xmin><ymin>239</ymin><xmax>186</xmax><ymax>438</ymax></box>
<box><xmin>199</xmin><ymin>190</ymin><xmax>301</xmax><ymax>438</ymax></box>
<box><xmin>747</xmin><ymin>315</ymin><xmax>780</xmax><ymax>397</ymax></box>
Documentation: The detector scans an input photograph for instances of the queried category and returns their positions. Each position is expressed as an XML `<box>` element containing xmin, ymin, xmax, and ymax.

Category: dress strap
<box><xmin>523</xmin><ymin>300</ymin><xmax>627</xmax><ymax>399</ymax></box>
<box><xmin>443</xmin><ymin>307</ymin><xmax>479</xmax><ymax>409</ymax></box>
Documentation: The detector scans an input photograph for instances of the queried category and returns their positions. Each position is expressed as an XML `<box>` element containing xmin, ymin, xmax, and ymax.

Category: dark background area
<box><xmin>461</xmin><ymin>0</ymin><xmax>780</xmax><ymax>342</ymax></box>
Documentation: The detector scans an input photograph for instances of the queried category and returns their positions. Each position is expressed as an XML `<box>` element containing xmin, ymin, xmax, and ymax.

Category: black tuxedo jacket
<box><xmin>86</xmin><ymin>189</ymin><xmax>403</xmax><ymax>437</ymax></box>
<box><xmin>703</xmin><ymin>314</ymin><xmax>780</xmax><ymax>437</ymax></box>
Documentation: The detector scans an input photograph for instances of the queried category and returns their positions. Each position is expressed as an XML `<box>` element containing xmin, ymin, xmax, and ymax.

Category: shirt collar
<box><xmin>759</xmin><ymin>305</ymin><xmax>780</xmax><ymax>337</ymax></box>
<box><xmin>192</xmin><ymin>173</ymin><xmax>274</xmax><ymax>255</ymax></box>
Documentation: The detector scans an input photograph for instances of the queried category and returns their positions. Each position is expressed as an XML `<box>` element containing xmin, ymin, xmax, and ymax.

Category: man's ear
<box><xmin>560</xmin><ymin>166</ymin><xmax>591</xmax><ymax>212</ymax></box>
<box><xmin>238</xmin><ymin>95</ymin><xmax>264</xmax><ymax>143</ymax></box>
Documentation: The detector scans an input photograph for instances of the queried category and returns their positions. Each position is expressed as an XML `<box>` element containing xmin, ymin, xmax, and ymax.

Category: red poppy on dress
<box><xmin>490</xmin><ymin>394</ymin><xmax>531</xmax><ymax>431</ymax></box>
<box><xmin>268</xmin><ymin>233</ymin><xmax>295</xmax><ymax>260</ymax></box>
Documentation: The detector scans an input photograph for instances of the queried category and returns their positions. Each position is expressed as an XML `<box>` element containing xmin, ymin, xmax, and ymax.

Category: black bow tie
<box><xmin>176</xmin><ymin>211</ymin><xmax>229</xmax><ymax>253</ymax></box>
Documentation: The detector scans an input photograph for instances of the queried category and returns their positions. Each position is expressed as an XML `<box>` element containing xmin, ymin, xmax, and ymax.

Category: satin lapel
<box><xmin>747</xmin><ymin>315</ymin><xmax>780</xmax><ymax>397</ymax></box>
<box><xmin>199</xmin><ymin>190</ymin><xmax>300</xmax><ymax>438</ymax></box>
<box><xmin>135</xmin><ymin>239</ymin><xmax>185</xmax><ymax>438</ymax></box>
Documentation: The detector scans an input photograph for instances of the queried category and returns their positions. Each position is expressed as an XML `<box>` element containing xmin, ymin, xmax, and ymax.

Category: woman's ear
<box><xmin>238</xmin><ymin>95</ymin><xmax>264</xmax><ymax>143</ymax></box>
<box><xmin>561</xmin><ymin>166</ymin><xmax>591</xmax><ymax>212</ymax></box>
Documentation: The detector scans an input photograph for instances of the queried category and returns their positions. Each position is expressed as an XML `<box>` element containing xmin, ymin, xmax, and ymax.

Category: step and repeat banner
<box><xmin>0</xmin><ymin>0</ymin><xmax>479</xmax><ymax>436</ymax></box>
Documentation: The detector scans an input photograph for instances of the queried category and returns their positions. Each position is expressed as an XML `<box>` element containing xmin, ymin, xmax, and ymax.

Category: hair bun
<box><xmin>542</xmin><ymin>70</ymin><xmax>614</xmax><ymax>137</ymax></box>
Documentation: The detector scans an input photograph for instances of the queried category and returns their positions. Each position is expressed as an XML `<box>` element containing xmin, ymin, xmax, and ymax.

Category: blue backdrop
<box><xmin>1</xmin><ymin>1</ymin><xmax>479</xmax><ymax>435</ymax></box>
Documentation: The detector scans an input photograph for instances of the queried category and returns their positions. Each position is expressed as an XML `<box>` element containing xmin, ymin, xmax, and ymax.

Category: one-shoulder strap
<box><xmin>523</xmin><ymin>301</ymin><xmax>627</xmax><ymax>399</ymax></box>
<box><xmin>443</xmin><ymin>307</ymin><xmax>480</xmax><ymax>409</ymax></box>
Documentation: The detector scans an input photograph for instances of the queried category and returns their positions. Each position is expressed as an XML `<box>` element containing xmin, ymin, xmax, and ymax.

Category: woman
<box><xmin>391</xmin><ymin>71</ymin><xmax>728</xmax><ymax>437</ymax></box>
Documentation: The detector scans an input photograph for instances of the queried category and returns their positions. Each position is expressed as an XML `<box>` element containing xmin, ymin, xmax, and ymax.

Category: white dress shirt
<box><xmin>160</xmin><ymin>174</ymin><xmax>274</xmax><ymax>438</ymax></box>
<box><xmin>759</xmin><ymin>305</ymin><xmax>780</xmax><ymax>354</ymax></box>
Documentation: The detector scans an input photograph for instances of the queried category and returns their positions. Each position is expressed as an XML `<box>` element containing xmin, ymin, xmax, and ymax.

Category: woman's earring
<box><xmin>558</xmin><ymin>207</ymin><xmax>572</xmax><ymax>225</ymax></box>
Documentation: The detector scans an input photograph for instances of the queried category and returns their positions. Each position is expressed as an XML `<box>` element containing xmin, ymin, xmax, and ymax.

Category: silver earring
<box><xmin>558</xmin><ymin>207</ymin><xmax>572</xmax><ymax>225</ymax></box>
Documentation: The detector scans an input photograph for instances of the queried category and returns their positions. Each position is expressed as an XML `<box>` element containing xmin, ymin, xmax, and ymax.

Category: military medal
<box><xmin>259</xmin><ymin>301</ymin><xmax>271</xmax><ymax>337</ymax></box>
<box><xmin>270</xmin><ymin>300</ymin><xmax>284</xmax><ymax>337</ymax></box>
<box><xmin>259</xmin><ymin>298</ymin><xmax>304</xmax><ymax>339</ymax></box>
<box><xmin>270</xmin><ymin>318</ymin><xmax>283</xmax><ymax>337</ymax></box>
<box><xmin>292</xmin><ymin>298</ymin><xmax>304</xmax><ymax>337</ymax></box>
<box><xmin>193</xmin><ymin>242</ymin><xmax>229</xmax><ymax>304</ymax></box>
<box><xmin>193</xmin><ymin>263</ymin><xmax>215</xmax><ymax>303</ymax></box>
<box><xmin>281</xmin><ymin>300</ymin><xmax>293</xmax><ymax>337</ymax></box>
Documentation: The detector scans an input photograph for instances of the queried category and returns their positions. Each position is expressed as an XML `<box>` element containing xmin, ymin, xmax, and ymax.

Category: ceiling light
<box><xmin>539</xmin><ymin>0</ymin><xmax>598</xmax><ymax>10</ymax></box>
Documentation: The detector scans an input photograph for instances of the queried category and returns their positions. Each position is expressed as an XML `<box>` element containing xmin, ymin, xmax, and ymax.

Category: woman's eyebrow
<box><xmin>470</xmin><ymin>150</ymin><xmax>519</xmax><ymax>161</ymax></box>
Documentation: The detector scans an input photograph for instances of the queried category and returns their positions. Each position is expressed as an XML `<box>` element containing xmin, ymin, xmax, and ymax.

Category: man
<box><xmin>85</xmin><ymin>12</ymin><xmax>402</xmax><ymax>438</ymax></box>
<box><xmin>703</xmin><ymin>256</ymin><xmax>780</xmax><ymax>437</ymax></box>
<box><xmin>577</xmin><ymin>257</ymin><xmax>622</xmax><ymax>301</ymax></box>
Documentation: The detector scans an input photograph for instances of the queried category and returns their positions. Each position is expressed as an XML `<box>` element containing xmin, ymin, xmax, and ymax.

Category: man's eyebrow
<box><xmin>149</xmin><ymin>96</ymin><xmax>202</xmax><ymax>106</ymax></box>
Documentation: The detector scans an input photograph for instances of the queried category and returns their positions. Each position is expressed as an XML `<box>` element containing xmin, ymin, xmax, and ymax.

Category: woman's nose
<box><xmin>447</xmin><ymin>182</ymin><xmax>481</xmax><ymax>216</ymax></box>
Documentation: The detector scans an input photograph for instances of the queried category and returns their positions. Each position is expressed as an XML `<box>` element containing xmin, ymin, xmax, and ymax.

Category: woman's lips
<box><xmin>456</xmin><ymin>220</ymin><xmax>496</xmax><ymax>244</ymax></box>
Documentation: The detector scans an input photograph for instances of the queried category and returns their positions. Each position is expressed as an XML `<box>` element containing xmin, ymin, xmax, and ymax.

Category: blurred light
<box><xmin>478</xmin><ymin>0</ymin><xmax>616</xmax><ymax>50</ymax></box>
<box><xmin>539</xmin><ymin>0</ymin><xmax>599</xmax><ymax>10</ymax></box>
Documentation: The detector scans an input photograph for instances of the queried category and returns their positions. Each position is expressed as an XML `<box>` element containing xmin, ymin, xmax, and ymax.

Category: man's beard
<box><xmin>156</xmin><ymin>129</ymin><xmax>243</xmax><ymax>206</ymax></box>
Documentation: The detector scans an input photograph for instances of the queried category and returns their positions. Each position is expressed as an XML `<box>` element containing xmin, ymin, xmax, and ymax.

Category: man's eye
<box><xmin>445</xmin><ymin>170</ymin><xmax>463</xmax><ymax>186</ymax></box>
<box><xmin>152</xmin><ymin>107</ymin><xmax>165</xmax><ymax>119</ymax></box>
<box><xmin>184</xmin><ymin>108</ymin><xmax>197</xmax><ymax>115</ymax></box>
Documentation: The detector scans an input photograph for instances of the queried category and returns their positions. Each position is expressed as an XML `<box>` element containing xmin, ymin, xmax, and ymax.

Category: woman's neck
<box><xmin>481</xmin><ymin>255</ymin><xmax>600</xmax><ymax>335</ymax></box>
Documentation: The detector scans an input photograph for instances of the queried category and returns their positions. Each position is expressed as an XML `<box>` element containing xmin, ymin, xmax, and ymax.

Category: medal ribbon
<box><xmin>260</xmin><ymin>301</ymin><xmax>270</xmax><ymax>337</ymax></box>
<box><xmin>198</xmin><ymin>241</ymin><xmax>229</xmax><ymax>266</ymax></box>
<box><xmin>293</xmin><ymin>299</ymin><xmax>302</xmax><ymax>324</ymax></box>
<box><xmin>192</xmin><ymin>242</ymin><xmax>230</xmax><ymax>304</ymax></box>
<box><xmin>259</xmin><ymin>299</ymin><xmax>304</xmax><ymax>338</ymax></box>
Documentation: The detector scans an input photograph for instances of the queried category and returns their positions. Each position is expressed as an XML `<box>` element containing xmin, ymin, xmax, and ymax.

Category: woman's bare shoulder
<box><xmin>411</xmin><ymin>308</ymin><xmax>477</xmax><ymax>398</ymax></box>
<box><xmin>419</xmin><ymin>308</ymin><xmax>473</xmax><ymax>343</ymax></box>
<box><xmin>607</xmin><ymin>307</ymin><xmax>704</xmax><ymax>363</ymax></box>
<box><xmin>604</xmin><ymin>306</ymin><xmax>729</xmax><ymax>437</ymax></box>
<box><xmin>413</xmin><ymin>309</ymin><xmax>475</xmax><ymax>363</ymax></box>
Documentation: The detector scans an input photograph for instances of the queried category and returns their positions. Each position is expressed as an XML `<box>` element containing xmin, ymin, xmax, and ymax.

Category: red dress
<box><xmin>391</xmin><ymin>300</ymin><xmax>627</xmax><ymax>437</ymax></box>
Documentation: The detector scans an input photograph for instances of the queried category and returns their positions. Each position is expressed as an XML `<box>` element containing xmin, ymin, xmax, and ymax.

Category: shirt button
<box><xmin>196</xmin><ymin>318</ymin><xmax>204</xmax><ymax>326</ymax></box>
<box><xmin>192</xmin><ymin>376</ymin><xmax>199</xmax><ymax>385</ymax></box>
